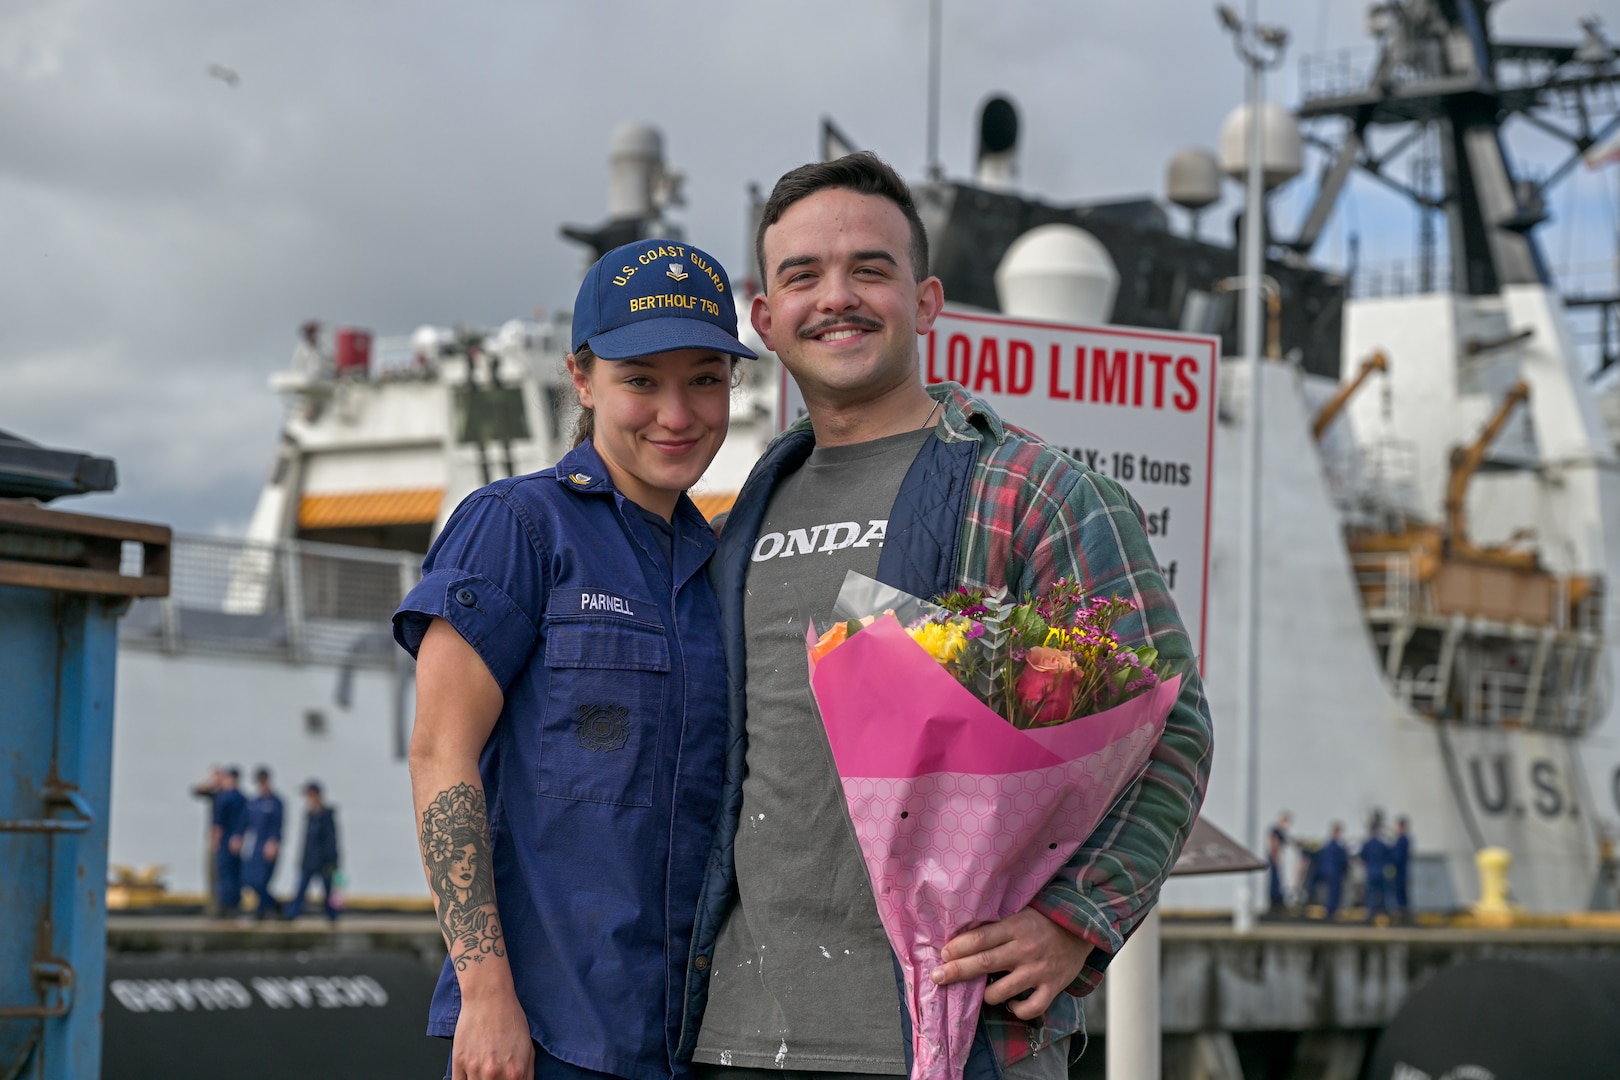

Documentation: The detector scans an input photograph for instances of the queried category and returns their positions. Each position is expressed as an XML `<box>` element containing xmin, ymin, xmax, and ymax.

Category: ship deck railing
<box><xmin>1351</xmin><ymin>552</ymin><xmax>1604</xmax><ymax>634</ymax></box>
<box><xmin>1354</xmin><ymin>553</ymin><xmax>1607</xmax><ymax>733</ymax></box>
<box><xmin>1332</xmin><ymin>256</ymin><xmax>1610</xmax><ymax>304</ymax></box>
<box><xmin>1298</xmin><ymin>46</ymin><xmax>1385</xmax><ymax>105</ymax></box>
<box><xmin>1323</xmin><ymin>439</ymin><xmax>1424</xmax><ymax>526</ymax></box>
<box><xmin>119</xmin><ymin>533</ymin><xmax>420</xmax><ymax>668</ymax></box>
<box><xmin>1347</xmin><ymin>259</ymin><xmax>1455</xmax><ymax>301</ymax></box>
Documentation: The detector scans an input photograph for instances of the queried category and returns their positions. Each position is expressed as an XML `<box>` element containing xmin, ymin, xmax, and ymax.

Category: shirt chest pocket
<box><xmin>538</xmin><ymin>618</ymin><xmax>670</xmax><ymax>808</ymax></box>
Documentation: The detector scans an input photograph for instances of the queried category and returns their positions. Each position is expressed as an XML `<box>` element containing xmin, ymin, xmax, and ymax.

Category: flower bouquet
<box><xmin>806</xmin><ymin>572</ymin><xmax>1182</xmax><ymax>1080</ymax></box>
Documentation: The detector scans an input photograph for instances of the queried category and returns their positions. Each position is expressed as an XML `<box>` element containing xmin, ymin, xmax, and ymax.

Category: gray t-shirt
<box><xmin>693</xmin><ymin>427</ymin><xmax>931</xmax><ymax>1073</ymax></box>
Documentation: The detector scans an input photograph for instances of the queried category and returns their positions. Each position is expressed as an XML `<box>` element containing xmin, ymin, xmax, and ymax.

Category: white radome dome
<box><xmin>994</xmin><ymin>224</ymin><xmax>1119</xmax><ymax>325</ymax></box>
<box><xmin>609</xmin><ymin>122</ymin><xmax>665</xmax><ymax>220</ymax></box>
<box><xmin>1166</xmin><ymin>147</ymin><xmax>1222</xmax><ymax>211</ymax></box>
<box><xmin>1218</xmin><ymin>101</ymin><xmax>1303</xmax><ymax>190</ymax></box>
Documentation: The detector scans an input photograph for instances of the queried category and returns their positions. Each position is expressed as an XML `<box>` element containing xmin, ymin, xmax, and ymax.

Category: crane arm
<box><xmin>1312</xmin><ymin>350</ymin><xmax>1388</xmax><ymax>442</ymax></box>
<box><xmin>1445</xmin><ymin>379</ymin><xmax>1531</xmax><ymax>560</ymax></box>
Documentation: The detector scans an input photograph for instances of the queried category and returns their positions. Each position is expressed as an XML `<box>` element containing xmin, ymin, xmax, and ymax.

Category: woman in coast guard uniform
<box><xmin>394</xmin><ymin>239</ymin><xmax>754</xmax><ymax>1080</ymax></box>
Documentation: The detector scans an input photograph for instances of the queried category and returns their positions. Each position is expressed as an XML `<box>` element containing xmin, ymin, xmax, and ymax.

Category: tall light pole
<box><xmin>926</xmin><ymin>0</ymin><xmax>943</xmax><ymax>180</ymax></box>
<box><xmin>1216</xmin><ymin>2</ymin><xmax>1288</xmax><ymax>934</ymax></box>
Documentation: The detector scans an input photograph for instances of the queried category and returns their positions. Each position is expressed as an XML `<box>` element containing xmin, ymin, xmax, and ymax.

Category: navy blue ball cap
<box><xmin>572</xmin><ymin>239</ymin><xmax>757</xmax><ymax>361</ymax></box>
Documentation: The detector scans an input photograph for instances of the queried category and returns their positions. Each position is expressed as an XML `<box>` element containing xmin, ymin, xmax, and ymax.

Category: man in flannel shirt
<box><xmin>685</xmin><ymin>153</ymin><xmax>1213</xmax><ymax>1080</ymax></box>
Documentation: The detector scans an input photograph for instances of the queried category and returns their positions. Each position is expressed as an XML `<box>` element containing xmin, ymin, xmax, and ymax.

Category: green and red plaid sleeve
<box><xmin>934</xmin><ymin>383</ymin><xmax>1214</xmax><ymax>1063</ymax></box>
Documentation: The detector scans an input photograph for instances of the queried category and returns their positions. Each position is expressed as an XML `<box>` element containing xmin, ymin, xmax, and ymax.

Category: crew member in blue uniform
<box><xmin>1297</xmin><ymin>836</ymin><xmax>1322</xmax><ymax>909</ymax></box>
<box><xmin>1359</xmin><ymin>812</ymin><xmax>1391</xmax><ymax>922</ymax></box>
<box><xmin>1267</xmin><ymin>810</ymin><xmax>1292</xmax><ymax>911</ymax></box>
<box><xmin>211</xmin><ymin>766</ymin><xmax>248</xmax><ymax>918</ymax></box>
<box><xmin>1315</xmin><ymin>822</ymin><xmax>1349</xmax><ymax>919</ymax></box>
<box><xmin>1390</xmin><ymin>815</ymin><xmax>1412</xmax><ymax>918</ymax></box>
<box><xmin>243</xmin><ymin>766</ymin><xmax>285</xmax><ymax>919</ymax></box>
<box><xmin>395</xmin><ymin>239</ymin><xmax>754</xmax><ymax>1080</ymax></box>
<box><xmin>285</xmin><ymin>779</ymin><xmax>341</xmax><ymax>921</ymax></box>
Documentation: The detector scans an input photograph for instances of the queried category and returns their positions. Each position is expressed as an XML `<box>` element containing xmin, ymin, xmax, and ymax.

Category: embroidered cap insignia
<box><xmin>666</xmin><ymin>262</ymin><xmax>689</xmax><ymax>282</ymax></box>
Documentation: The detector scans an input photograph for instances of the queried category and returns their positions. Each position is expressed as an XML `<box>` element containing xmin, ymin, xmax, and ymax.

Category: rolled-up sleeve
<box><xmin>393</xmin><ymin>492</ymin><xmax>545</xmax><ymax>694</ymax></box>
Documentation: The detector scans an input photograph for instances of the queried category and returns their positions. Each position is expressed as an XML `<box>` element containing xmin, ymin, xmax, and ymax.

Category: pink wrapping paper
<box><xmin>808</xmin><ymin>616</ymin><xmax>1178</xmax><ymax>1080</ymax></box>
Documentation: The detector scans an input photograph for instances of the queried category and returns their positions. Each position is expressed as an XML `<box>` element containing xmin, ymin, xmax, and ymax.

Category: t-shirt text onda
<box><xmin>750</xmin><ymin>519</ymin><xmax>887</xmax><ymax>562</ymax></box>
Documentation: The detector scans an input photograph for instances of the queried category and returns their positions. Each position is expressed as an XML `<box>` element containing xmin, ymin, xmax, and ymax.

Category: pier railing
<box><xmin>119</xmin><ymin>534</ymin><xmax>420</xmax><ymax>668</ymax></box>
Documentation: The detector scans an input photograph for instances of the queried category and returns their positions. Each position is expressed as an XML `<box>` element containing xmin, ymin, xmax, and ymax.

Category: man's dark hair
<box><xmin>755</xmin><ymin>152</ymin><xmax>929</xmax><ymax>290</ymax></box>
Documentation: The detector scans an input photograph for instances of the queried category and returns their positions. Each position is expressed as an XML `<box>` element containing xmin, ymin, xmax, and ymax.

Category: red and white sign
<box><xmin>780</xmin><ymin>309</ymin><xmax>1217</xmax><ymax>661</ymax></box>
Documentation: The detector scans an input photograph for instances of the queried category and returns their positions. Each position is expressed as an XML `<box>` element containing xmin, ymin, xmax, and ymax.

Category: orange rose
<box><xmin>810</xmin><ymin>621</ymin><xmax>850</xmax><ymax>663</ymax></box>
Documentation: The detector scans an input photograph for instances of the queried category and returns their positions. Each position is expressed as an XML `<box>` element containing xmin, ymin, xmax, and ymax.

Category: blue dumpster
<box><xmin>0</xmin><ymin>482</ymin><xmax>170</xmax><ymax>1079</ymax></box>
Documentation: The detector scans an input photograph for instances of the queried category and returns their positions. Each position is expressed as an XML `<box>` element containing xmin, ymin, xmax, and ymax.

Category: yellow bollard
<box><xmin>1473</xmin><ymin>846</ymin><xmax>1515</xmax><ymax>925</ymax></box>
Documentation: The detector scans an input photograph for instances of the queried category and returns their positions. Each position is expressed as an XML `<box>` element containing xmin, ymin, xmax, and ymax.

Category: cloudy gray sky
<box><xmin>4</xmin><ymin>0</ymin><xmax>1614</xmax><ymax>533</ymax></box>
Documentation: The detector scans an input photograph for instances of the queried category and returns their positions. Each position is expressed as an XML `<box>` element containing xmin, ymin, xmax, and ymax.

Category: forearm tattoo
<box><xmin>420</xmin><ymin>783</ymin><xmax>505</xmax><ymax>971</ymax></box>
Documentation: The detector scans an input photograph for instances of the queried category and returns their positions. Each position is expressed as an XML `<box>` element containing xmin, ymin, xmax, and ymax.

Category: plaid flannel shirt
<box><xmin>922</xmin><ymin>382</ymin><xmax>1214</xmax><ymax>1065</ymax></box>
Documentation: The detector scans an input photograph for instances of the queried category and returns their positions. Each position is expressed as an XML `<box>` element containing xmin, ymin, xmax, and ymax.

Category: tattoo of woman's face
<box><xmin>419</xmin><ymin>783</ymin><xmax>503</xmax><ymax>970</ymax></box>
<box><xmin>449</xmin><ymin>843</ymin><xmax>479</xmax><ymax>894</ymax></box>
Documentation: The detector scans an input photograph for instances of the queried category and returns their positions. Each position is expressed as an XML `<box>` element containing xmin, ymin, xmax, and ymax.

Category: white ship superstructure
<box><xmin>1347</xmin><ymin>285</ymin><xmax>1614</xmax><ymax>904</ymax></box>
<box><xmin>1174</xmin><ymin>1</ymin><xmax>1620</xmax><ymax>910</ymax></box>
<box><xmin>1179</xmin><ymin>299</ymin><xmax>1609</xmax><ymax>913</ymax></box>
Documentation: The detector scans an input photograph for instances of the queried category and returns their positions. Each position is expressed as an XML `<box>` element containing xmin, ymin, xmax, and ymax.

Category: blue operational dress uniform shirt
<box><xmin>299</xmin><ymin>806</ymin><xmax>340</xmax><ymax>875</ymax></box>
<box><xmin>1361</xmin><ymin>834</ymin><xmax>1391</xmax><ymax>917</ymax></box>
<box><xmin>393</xmin><ymin>440</ymin><xmax>728</xmax><ymax>1080</ymax></box>
<box><xmin>1316</xmin><ymin>838</ymin><xmax>1349</xmax><ymax>916</ymax></box>
<box><xmin>1267</xmin><ymin>824</ymin><xmax>1288</xmax><ymax>907</ymax></box>
<box><xmin>286</xmin><ymin>804</ymin><xmax>341</xmax><ymax>921</ymax></box>
<box><xmin>1390</xmin><ymin>832</ymin><xmax>1411</xmax><ymax>912</ymax></box>
<box><xmin>212</xmin><ymin>787</ymin><xmax>248</xmax><ymax>913</ymax></box>
<box><xmin>245</xmin><ymin>792</ymin><xmax>284</xmax><ymax>864</ymax></box>
<box><xmin>244</xmin><ymin>791</ymin><xmax>284</xmax><ymax>909</ymax></box>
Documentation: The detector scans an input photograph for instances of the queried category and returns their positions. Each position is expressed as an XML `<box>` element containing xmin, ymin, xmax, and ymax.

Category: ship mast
<box><xmin>1290</xmin><ymin>0</ymin><xmax>1619</xmax><ymax>302</ymax></box>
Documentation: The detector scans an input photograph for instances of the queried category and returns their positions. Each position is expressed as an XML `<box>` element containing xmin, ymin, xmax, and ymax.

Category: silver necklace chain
<box><xmin>920</xmin><ymin>398</ymin><xmax>942</xmax><ymax>430</ymax></box>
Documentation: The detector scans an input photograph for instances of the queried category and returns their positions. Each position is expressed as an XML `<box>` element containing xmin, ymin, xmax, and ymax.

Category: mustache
<box><xmin>799</xmin><ymin>314</ymin><xmax>882</xmax><ymax>339</ymax></box>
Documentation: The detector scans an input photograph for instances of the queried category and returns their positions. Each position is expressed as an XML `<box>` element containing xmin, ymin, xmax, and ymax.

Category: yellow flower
<box><xmin>910</xmin><ymin>621</ymin><xmax>968</xmax><ymax>665</ymax></box>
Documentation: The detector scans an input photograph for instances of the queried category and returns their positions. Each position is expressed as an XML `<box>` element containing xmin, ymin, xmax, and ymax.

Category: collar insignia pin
<box><xmin>666</xmin><ymin>262</ymin><xmax>689</xmax><ymax>282</ymax></box>
<box><xmin>568</xmin><ymin>472</ymin><xmax>592</xmax><ymax>485</ymax></box>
